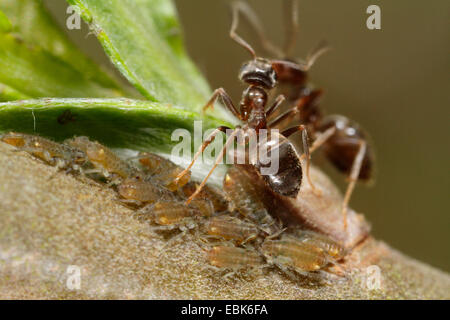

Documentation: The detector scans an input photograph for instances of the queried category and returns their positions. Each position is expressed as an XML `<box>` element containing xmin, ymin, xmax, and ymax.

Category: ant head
<box><xmin>239</xmin><ymin>58</ymin><xmax>277</xmax><ymax>89</ymax></box>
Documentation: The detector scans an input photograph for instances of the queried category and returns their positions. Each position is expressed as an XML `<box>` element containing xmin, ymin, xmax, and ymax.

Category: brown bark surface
<box><xmin>0</xmin><ymin>142</ymin><xmax>448</xmax><ymax>299</ymax></box>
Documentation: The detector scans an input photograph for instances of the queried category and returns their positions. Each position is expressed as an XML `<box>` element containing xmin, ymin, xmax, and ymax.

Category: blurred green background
<box><xmin>45</xmin><ymin>0</ymin><xmax>449</xmax><ymax>271</ymax></box>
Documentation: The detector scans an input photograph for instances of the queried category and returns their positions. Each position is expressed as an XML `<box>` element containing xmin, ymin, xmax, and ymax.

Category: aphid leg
<box><xmin>83</xmin><ymin>167</ymin><xmax>109</xmax><ymax>178</ymax></box>
<box><xmin>240</xmin><ymin>234</ymin><xmax>258</xmax><ymax>245</ymax></box>
<box><xmin>281</xmin><ymin>125</ymin><xmax>321</xmax><ymax>196</ymax></box>
<box><xmin>342</xmin><ymin>140</ymin><xmax>367</xmax><ymax>231</ymax></box>
<box><xmin>203</xmin><ymin>264</ymin><xmax>222</xmax><ymax>273</ymax></box>
<box><xmin>271</xmin><ymin>260</ymin><xmax>301</xmax><ymax>280</ymax></box>
<box><xmin>283</xmin><ymin>0</ymin><xmax>299</xmax><ymax>57</ymax></box>
<box><xmin>316</xmin><ymin>269</ymin><xmax>348</xmax><ymax>284</ymax></box>
<box><xmin>223</xmin><ymin>270</ymin><xmax>241</xmax><ymax>280</ymax></box>
<box><xmin>156</xmin><ymin>229</ymin><xmax>189</xmax><ymax>257</ymax></box>
<box><xmin>198</xmin><ymin>236</ymin><xmax>232</xmax><ymax>247</ymax></box>
<box><xmin>173</xmin><ymin>126</ymin><xmax>231</xmax><ymax>185</ymax></box>
<box><xmin>265</xmin><ymin>94</ymin><xmax>286</xmax><ymax>118</ymax></box>
<box><xmin>231</xmin><ymin>1</ymin><xmax>283</xmax><ymax>57</ymax></box>
<box><xmin>106</xmin><ymin>174</ymin><xmax>123</xmax><ymax>187</ymax></box>
<box><xmin>265</xmin><ymin>227</ymin><xmax>287</xmax><ymax>240</ymax></box>
<box><xmin>230</xmin><ymin>0</ymin><xmax>257</xmax><ymax>59</ymax></box>
<box><xmin>202</xmin><ymin>88</ymin><xmax>241</xmax><ymax>120</ymax></box>
<box><xmin>119</xmin><ymin>199</ymin><xmax>143</xmax><ymax>207</ymax></box>
<box><xmin>185</xmin><ymin>129</ymin><xmax>241</xmax><ymax>205</ymax></box>
<box><xmin>325</xmin><ymin>260</ymin><xmax>348</xmax><ymax>279</ymax></box>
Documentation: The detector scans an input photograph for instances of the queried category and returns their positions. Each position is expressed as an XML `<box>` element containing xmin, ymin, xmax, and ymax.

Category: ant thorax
<box><xmin>238</xmin><ymin>58</ymin><xmax>278</xmax><ymax>130</ymax></box>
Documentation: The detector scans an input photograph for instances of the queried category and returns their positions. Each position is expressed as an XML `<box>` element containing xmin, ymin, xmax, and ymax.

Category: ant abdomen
<box><xmin>255</xmin><ymin>132</ymin><xmax>303</xmax><ymax>198</ymax></box>
<box><xmin>318</xmin><ymin>115</ymin><xmax>374</xmax><ymax>181</ymax></box>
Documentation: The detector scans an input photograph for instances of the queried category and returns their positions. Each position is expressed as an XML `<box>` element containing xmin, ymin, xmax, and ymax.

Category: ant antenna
<box><xmin>273</xmin><ymin>40</ymin><xmax>330</xmax><ymax>72</ymax></box>
<box><xmin>231</xmin><ymin>1</ymin><xmax>283</xmax><ymax>58</ymax></box>
<box><xmin>230</xmin><ymin>1</ymin><xmax>257</xmax><ymax>59</ymax></box>
<box><xmin>283</xmin><ymin>0</ymin><xmax>299</xmax><ymax>57</ymax></box>
<box><xmin>303</xmin><ymin>40</ymin><xmax>331</xmax><ymax>70</ymax></box>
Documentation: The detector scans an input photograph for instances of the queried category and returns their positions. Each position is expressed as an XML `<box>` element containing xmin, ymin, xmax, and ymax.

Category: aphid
<box><xmin>231</xmin><ymin>161</ymin><xmax>370</xmax><ymax>249</ymax></box>
<box><xmin>261</xmin><ymin>235</ymin><xmax>334</xmax><ymax>280</ymax></box>
<box><xmin>1</xmin><ymin>132</ymin><xmax>86</xmax><ymax>170</ymax></box>
<box><xmin>223</xmin><ymin>165</ymin><xmax>279</xmax><ymax>234</ymax></box>
<box><xmin>233</xmin><ymin>0</ymin><xmax>375</xmax><ymax>229</ymax></box>
<box><xmin>291</xmin><ymin>229</ymin><xmax>347</xmax><ymax>260</ymax></box>
<box><xmin>139</xmin><ymin>199</ymin><xmax>213</xmax><ymax>232</ymax></box>
<box><xmin>188</xmin><ymin>198</ymin><xmax>215</xmax><ymax>217</ymax></box>
<box><xmin>173</xmin><ymin>2</ymin><xmax>319</xmax><ymax>205</ymax></box>
<box><xmin>137</xmin><ymin>152</ymin><xmax>191</xmax><ymax>191</ymax></box>
<box><xmin>207</xmin><ymin>246</ymin><xmax>264</xmax><ymax>271</ymax></box>
<box><xmin>66</xmin><ymin>136</ymin><xmax>136</xmax><ymax>181</ymax></box>
<box><xmin>203</xmin><ymin>215</ymin><xmax>260</xmax><ymax>245</ymax></box>
<box><xmin>181</xmin><ymin>182</ymin><xmax>229</xmax><ymax>213</ymax></box>
<box><xmin>117</xmin><ymin>176</ymin><xmax>170</xmax><ymax>206</ymax></box>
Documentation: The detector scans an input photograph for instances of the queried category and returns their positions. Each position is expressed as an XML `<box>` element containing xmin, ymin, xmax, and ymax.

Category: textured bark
<box><xmin>0</xmin><ymin>142</ymin><xmax>448</xmax><ymax>299</ymax></box>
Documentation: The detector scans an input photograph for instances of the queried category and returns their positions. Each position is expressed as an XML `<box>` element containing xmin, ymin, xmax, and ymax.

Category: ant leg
<box><xmin>185</xmin><ymin>129</ymin><xmax>241</xmax><ymax>205</ymax></box>
<box><xmin>203</xmin><ymin>88</ymin><xmax>241</xmax><ymax>120</ymax></box>
<box><xmin>281</xmin><ymin>125</ymin><xmax>321</xmax><ymax>196</ymax></box>
<box><xmin>299</xmin><ymin>126</ymin><xmax>336</xmax><ymax>160</ymax></box>
<box><xmin>283</xmin><ymin>0</ymin><xmax>299</xmax><ymax>57</ymax></box>
<box><xmin>268</xmin><ymin>88</ymin><xmax>323</xmax><ymax>125</ymax></box>
<box><xmin>268</xmin><ymin>106</ymin><xmax>299</xmax><ymax>128</ymax></box>
<box><xmin>230</xmin><ymin>1</ymin><xmax>257</xmax><ymax>58</ymax></box>
<box><xmin>265</xmin><ymin>94</ymin><xmax>286</xmax><ymax>118</ymax></box>
<box><xmin>267</xmin><ymin>92</ymin><xmax>316</xmax><ymax>128</ymax></box>
<box><xmin>174</xmin><ymin>126</ymin><xmax>231</xmax><ymax>184</ymax></box>
<box><xmin>231</xmin><ymin>1</ymin><xmax>283</xmax><ymax>57</ymax></box>
<box><xmin>342</xmin><ymin>140</ymin><xmax>367</xmax><ymax>231</ymax></box>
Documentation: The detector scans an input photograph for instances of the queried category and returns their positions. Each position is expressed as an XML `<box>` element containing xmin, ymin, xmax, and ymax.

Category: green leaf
<box><xmin>0</xmin><ymin>10</ymin><xmax>12</xmax><ymax>32</ymax></box>
<box><xmin>0</xmin><ymin>98</ymin><xmax>231</xmax><ymax>154</ymax></box>
<box><xmin>66</xmin><ymin>0</ymin><xmax>211</xmax><ymax>110</ymax></box>
<box><xmin>0</xmin><ymin>0</ymin><xmax>125</xmax><ymax>92</ymax></box>
<box><xmin>0</xmin><ymin>33</ymin><xmax>123</xmax><ymax>98</ymax></box>
<box><xmin>0</xmin><ymin>83</ymin><xmax>30</xmax><ymax>102</ymax></box>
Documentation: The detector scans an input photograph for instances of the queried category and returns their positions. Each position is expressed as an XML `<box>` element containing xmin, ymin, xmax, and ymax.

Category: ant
<box><xmin>174</xmin><ymin>1</ymin><xmax>322</xmax><ymax>209</ymax></box>
<box><xmin>231</xmin><ymin>0</ymin><xmax>375</xmax><ymax>229</ymax></box>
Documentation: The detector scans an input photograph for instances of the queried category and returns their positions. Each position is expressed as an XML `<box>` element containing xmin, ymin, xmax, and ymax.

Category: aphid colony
<box><xmin>0</xmin><ymin>0</ymin><xmax>375</xmax><ymax>283</ymax></box>
<box><xmin>1</xmin><ymin>132</ymin><xmax>347</xmax><ymax>282</ymax></box>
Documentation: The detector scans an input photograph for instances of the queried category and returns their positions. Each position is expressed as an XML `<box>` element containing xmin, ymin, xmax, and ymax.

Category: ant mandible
<box><xmin>174</xmin><ymin>2</ymin><xmax>321</xmax><ymax>206</ymax></box>
<box><xmin>232</xmin><ymin>0</ymin><xmax>375</xmax><ymax>230</ymax></box>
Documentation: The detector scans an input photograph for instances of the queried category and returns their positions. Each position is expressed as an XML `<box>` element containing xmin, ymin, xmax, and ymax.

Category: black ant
<box><xmin>173</xmin><ymin>2</ymin><xmax>322</xmax><ymax>208</ymax></box>
<box><xmin>231</xmin><ymin>0</ymin><xmax>375</xmax><ymax>229</ymax></box>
